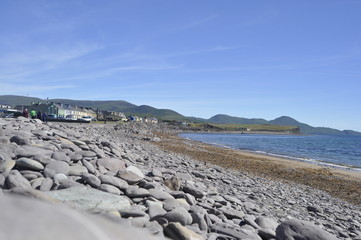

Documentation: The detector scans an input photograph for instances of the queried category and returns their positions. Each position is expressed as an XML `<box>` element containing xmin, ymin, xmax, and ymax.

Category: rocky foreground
<box><xmin>0</xmin><ymin>117</ymin><xmax>360</xmax><ymax>240</ymax></box>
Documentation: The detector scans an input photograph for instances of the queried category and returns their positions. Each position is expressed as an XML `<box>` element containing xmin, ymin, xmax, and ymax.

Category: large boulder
<box><xmin>276</xmin><ymin>219</ymin><xmax>338</xmax><ymax>240</ymax></box>
<box><xmin>0</xmin><ymin>193</ymin><xmax>162</xmax><ymax>240</ymax></box>
<box><xmin>44</xmin><ymin>185</ymin><xmax>131</xmax><ymax>213</ymax></box>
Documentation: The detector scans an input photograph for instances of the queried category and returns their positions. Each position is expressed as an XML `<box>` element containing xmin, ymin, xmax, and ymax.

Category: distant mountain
<box><xmin>122</xmin><ymin>105</ymin><xmax>187</xmax><ymax>121</ymax></box>
<box><xmin>209</xmin><ymin>114</ymin><xmax>268</xmax><ymax>125</ymax></box>
<box><xmin>0</xmin><ymin>95</ymin><xmax>43</xmax><ymax>107</ymax></box>
<box><xmin>1</xmin><ymin>95</ymin><xmax>360</xmax><ymax>135</ymax></box>
<box><xmin>51</xmin><ymin>99</ymin><xmax>136</xmax><ymax>112</ymax></box>
<box><xmin>268</xmin><ymin>116</ymin><xmax>358</xmax><ymax>135</ymax></box>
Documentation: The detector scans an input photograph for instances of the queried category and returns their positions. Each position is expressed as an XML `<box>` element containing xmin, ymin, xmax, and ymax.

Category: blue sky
<box><xmin>1</xmin><ymin>1</ymin><xmax>361</xmax><ymax>131</ymax></box>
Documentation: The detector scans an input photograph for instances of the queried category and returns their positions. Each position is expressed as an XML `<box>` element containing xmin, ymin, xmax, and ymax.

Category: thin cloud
<box><xmin>179</xmin><ymin>14</ymin><xmax>219</xmax><ymax>29</ymax></box>
<box><xmin>0</xmin><ymin>82</ymin><xmax>75</xmax><ymax>95</ymax></box>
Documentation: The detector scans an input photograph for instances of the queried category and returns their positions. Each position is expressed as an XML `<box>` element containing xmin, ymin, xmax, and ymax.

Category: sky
<box><xmin>1</xmin><ymin>1</ymin><xmax>361</xmax><ymax>131</ymax></box>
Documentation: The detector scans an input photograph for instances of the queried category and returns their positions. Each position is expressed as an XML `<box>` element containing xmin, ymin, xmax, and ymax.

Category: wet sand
<box><xmin>153</xmin><ymin>133</ymin><xmax>361</xmax><ymax>205</ymax></box>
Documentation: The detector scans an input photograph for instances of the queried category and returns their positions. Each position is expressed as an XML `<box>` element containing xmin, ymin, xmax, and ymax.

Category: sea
<box><xmin>179</xmin><ymin>132</ymin><xmax>361</xmax><ymax>172</ymax></box>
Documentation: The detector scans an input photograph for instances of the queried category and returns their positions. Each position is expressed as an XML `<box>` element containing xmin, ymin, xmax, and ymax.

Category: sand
<box><xmin>153</xmin><ymin>133</ymin><xmax>361</xmax><ymax>205</ymax></box>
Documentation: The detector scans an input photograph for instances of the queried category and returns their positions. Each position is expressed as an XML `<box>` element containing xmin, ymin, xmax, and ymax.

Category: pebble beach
<box><xmin>0</xmin><ymin>117</ymin><xmax>360</xmax><ymax>240</ymax></box>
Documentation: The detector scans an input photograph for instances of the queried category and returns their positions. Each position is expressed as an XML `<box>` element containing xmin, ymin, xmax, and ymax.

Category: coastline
<box><xmin>181</xmin><ymin>133</ymin><xmax>361</xmax><ymax>173</ymax></box>
<box><xmin>153</xmin><ymin>132</ymin><xmax>361</xmax><ymax>205</ymax></box>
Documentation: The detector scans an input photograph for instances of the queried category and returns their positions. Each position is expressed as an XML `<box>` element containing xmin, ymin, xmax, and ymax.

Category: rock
<box><xmin>163</xmin><ymin>198</ymin><xmax>181</xmax><ymax>211</ymax></box>
<box><xmin>81</xmin><ymin>159</ymin><xmax>96</xmax><ymax>174</ymax></box>
<box><xmin>97</xmin><ymin>157</ymin><xmax>126</xmax><ymax>172</ymax></box>
<box><xmin>98</xmin><ymin>184</ymin><xmax>122</xmax><ymax>195</ymax></box>
<box><xmin>307</xmin><ymin>205</ymin><xmax>323</xmax><ymax>214</ymax></box>
<box><xmin>99</xmin><ymin>174</ymin><xmax>129</xmax><ymax>190</ymax></box>
<box><xmin>40</xmin><ymin>178</ymin><xmax>53</xmax><ymax>191</ymax></box>
<box><xmin>148</xmin><ymin>188</ymin><xmax>174</xmax><ymax>200</ymax></box>
<box><xmin>190</xmin><ymin>207</ymin><xmax>208</xmax><ymax>232</ymax></box>
<box><xmin>219</xmin><ymin>207</ymin><xmax>245</xmax><ymax>219</ymax></box>
<box><xmin>148</xmin><ymin>205</ymin><xmax>167</xmax><ymax>220</ymax></box>
<box><xmin>182</xmin><ymin>184</ymin><xmax>205</xmax><ymax>199</ymax></box>
<box><xmin>10</xmin><ymin>135</ymin><xmax>29</xmax><ymax>145</ymax></box>
<box><xmin>165</xmin><ymin>222</ymin><xmax>205</xmax><ymax>240</ymax></box>
<box><xmin>81</xmin><ymin>173</ymin><xmax>101</xmax><ymax>188</ymax></box>
<box><xmin>0</xmin><ymin>158</ymin><xmax>15</xmax><ymax>173</ymax></box>
<box><xmin>125</xmin><ymin>186</ymin><xmax>149</xmax><ymax>198</ymax></box>
<box><xmin>5</xmin><ymin>170</ymin><xmax>32</xmax><ymax>190</ymax></box>
<box><xmin>76</xmin><ymin>150</ymin><xmax>97</xmax><ymax>158</ymax></box>
<box><xmin>0</xmin><ymin>174</ymin><xmax>5</xmax><ymax>188</ymax></box>
<box><xmin>164</xmin><ymin>207</ymin><xmax>193</xmax><ymax>226</ymax></box>
<box><xmin>163</xmin><ymin>176</ymin><xmax>181</xmax><ymax>191</ymax></box>
<box><xmin>211</xmin><ymin>224</ymin><xmax>262</xmax><ymax>240</ymax></box>
<box><xmin>68</xmin><ymin>165</ymin><xmax>88</xmax><ymax>176</ymax></box>
<box><xmin>16</xmin><ymin>157</ymin><xmax>44</xmax><ymax>171</ymax></box>
<box><xmin>0</xmin><ymin>193</ymin><xmax>161</xmax><ymax>240</ymax></box>
<box><xmin>117</xmin><ymin>168</ymin><xmax>144</xmax><ymax>184</ymax></box>
<box><xmin>255</xmin><ymin>216</ymin><xmax>278</xmax><ymax>231</ymax></box>
<box><xmin>32</xmin><ymin>154</ymin><xmax>53</xmax><ymax>165</ymax></box>
<box><xmin>45</xmin><ymin>185</ymin><xmax>131</xmax><ymax>212</ymax></box>
<box><xmin>44</xmin><ymin>161</ymin><xmax>69</xmax><ymax>178</ymax></box>
<box><xmin>258</xmin><ymin>228</ymin><xmax>276</xmax><ymax>239</ymax></box>
<box><xmin>276</xmin><ymin>219</ymin><xmax>338</xmax><ymax>240</ymax></box>
<box><xmin>53</xmin><ymin>173</ymin><xmax>68</xmax><ymax>183</ymax></box>
<box><xmin>52</xmin><ymin>151</ymin><xmax>71</xmax><ymax>163</ymax></box>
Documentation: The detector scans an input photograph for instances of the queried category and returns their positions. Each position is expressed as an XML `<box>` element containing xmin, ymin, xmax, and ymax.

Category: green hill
<box><xmin>1</xmin><ymin>95</ymin><xmax>360</xmax><ymax>135</ymax></box>
<box><xmin>209</xmin><ymin>114</ymin><xmax>268</xmax><ymax>125</ymax></box>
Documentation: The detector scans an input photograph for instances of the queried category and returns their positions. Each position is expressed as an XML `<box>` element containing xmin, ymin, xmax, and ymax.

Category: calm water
<box><xmin>180</xmin><ymin>133</ymin><xmax>361</xmax><ymax>170</ymax></box>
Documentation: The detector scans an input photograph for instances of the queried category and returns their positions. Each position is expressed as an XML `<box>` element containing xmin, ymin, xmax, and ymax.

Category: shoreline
<box><xmin>180</xmin><ymin>134</ymin><xmax>361</xmax><ymax>174</ymax></box>
<box><xmin>153</xmin><ymin>132</ymin><xmax>361</xmax><ymax>205</ymax></box>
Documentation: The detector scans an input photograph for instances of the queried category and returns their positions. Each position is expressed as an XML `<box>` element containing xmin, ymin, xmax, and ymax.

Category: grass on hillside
<box><xmin>189</xmin><ymin>123</ymin><xmax>298</xmax><ymax>132</ymax></box>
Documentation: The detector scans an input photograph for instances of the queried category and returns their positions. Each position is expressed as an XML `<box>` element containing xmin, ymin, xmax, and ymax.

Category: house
<box><xmin>16</xmin><ymin>102</ymin><xmax>97</xmax><ymax>120</ymax></box>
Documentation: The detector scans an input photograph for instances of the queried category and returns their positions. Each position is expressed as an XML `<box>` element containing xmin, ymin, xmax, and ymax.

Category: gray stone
<box><xmin>69</xmin><ymin>153</ymin><xmax>83</xmax><ymax>162</ymax></box>
<box><xmin>191</xmin><ymin>207</ymin><xmax>208</xmax><ymax>232</ymax></box>
<box><xmin>149</xmin><ymin>188</ymin><xmax>174</xmax><ymax>200</ymax></box>
<box><xmin>211</xmin><ymin>224</ymin><xmax>262</xmax><ymax>240</ymax></box>
<box><xmin>81</xmin><ymin>173</ymin><xmax>101</xmax><ymax>188</ymax></box>
<box><xmin>219</xmin><ymin>207</ymin><xmax>245</xmax><ymax>219</ymax></box>
<box><xmin>44</xmin><ymin>161</ymin><xmax>69</xmax><ymax>178</ymax></box>
<box><xmin>32</xmin><ymin>154</ymin><xmax>53</xmax><ymax>165</ymax></box>
<box><xmin>98</xmin><ymin>184</ymin><xmax>121</xmax><ymax>195</ymax></box>
<box><xmin>148</xmin><ymin>205</ymin><xmax>167</xmax><ymax>220</ymax></box>
<box><xmin>10</xmin><ymin>135</ymin><xmax>29</xmax><ymax>145</ymax></box>
<box><xmin>164</xmin><ymin>222</ymin><xmax>205</xmax><ymax>240</ymax></box>
<box><xmin>0</xmin><ymin>158</ymin><xmax>15</xmax><ymax>173</ymax></box>
<box><xmin>16</xmin><ymin>157</ymin><xmax>44</xmax><ymax>171</ymax></box>
<box><xmin>45</xmin><ymin>185</ymin><xmax>131</xmax><ymax>212</ymax></box>
<box><xmin>276</xmin><ymin>219</ymin><xmax>338</xmax><ymax>240</ymax></box>
<box><xmin>68</xmin><ymin>165</ymin><xmax>88</xmax><ymax>176</ymax></box>
<box><xmin>258</xmin><ymin>228</ymin><xmax>276</xmax><ymax>239</ymax></box>
<box><xmin>99</xmin><ymin>175</ymin><xmax>128</xmax><ymax>192</ymax></box>
<box><xmin>163</xmin><ymin>198</ymin><xmax>181</xmax><ymax>211</ymax></box>
<box><xmin>40</xmin><ymin>178</ymin><xmax>53</xmax><ymax>191</ymax></box>
<box><xmin>164</xmin><ymin>207</ymin><xmax>193</xmax><ymax>226</ymax></box>
<box><xmin>117</xmin><ymin>168</ymin><xmax>144</xmax><ymax>184</ymax></box>
<box><xmin>76</xmin><ymin>150</ymin><xmax>97</xmax><ymax>158</ymax></box>
<box><xmin>255</xmin><ymin>216</ymin><xmax>278</xmax><ymax>231</ymax></box>
<box><xmin>163</xmin><ymin>176</ymin><xmax>181</xmax><ymax>191</ymax></box>
<box><xmin>53</xmin><ymin>173</ymin><xmax>68</xmax><ymax>183</ymax></box>
<box><xmin>307</xmin><ymin>205</ymin><xmax>323</xmax><ymax>214</ymax></box>
<box><xmin>0</xmin><ymin>193</ymin><xmax>160</xmax><ymax>240</ymax></box>
<box><xmin>81</xmin><ymin>159</ymin><xmax>96</xmax><ymax>174</ymax></box>
<box><xmin>125</xmin><ymin>186</ymin><xmax>150</xmax><ymax>198</ymax></box>
<box><xmin>0</xmin><ymin>174</ymin><xmax>6</xmax><ymax>187</ymax></box>
<box><xmin>182</xmin><ymin>184</ymin><xmax>205</xmax><ymax>199</ymax></box>
<box><xmin>5</xmin><ymin>170</ymin><xmax>32</xmax><ymax>190</ymax></box>
<box><xmin>52</xmin><ymin>151</ymin><xmax>71</xmax><ymax>163</ymax></box>
<box><xmin>97</xmin><ymin>157</ymin><xmax>126</xmax><ymax>172</ymax></box>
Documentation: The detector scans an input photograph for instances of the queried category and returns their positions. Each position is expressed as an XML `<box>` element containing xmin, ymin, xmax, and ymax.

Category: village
<box><xmin>0</xmin><ymin>101</ymin><xmax>158</xmax><ymax>124</ymax></box>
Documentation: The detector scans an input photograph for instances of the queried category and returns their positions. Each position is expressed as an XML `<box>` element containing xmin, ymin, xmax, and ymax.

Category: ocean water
<box><xmin>180</xmin><ymin>133</ymin><xmax>361</xmax><ymax>171</ymax></box>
